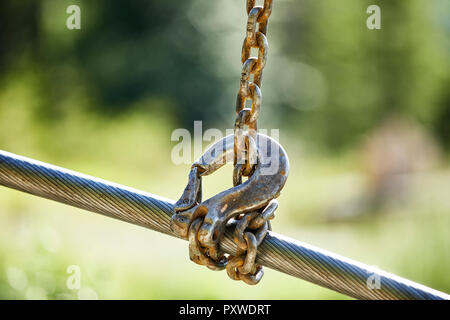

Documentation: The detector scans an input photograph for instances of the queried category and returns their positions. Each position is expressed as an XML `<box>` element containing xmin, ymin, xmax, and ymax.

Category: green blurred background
<box><xmin>0</xmin><ymin>0</ymin><xmax>449</xmax><ymax>299</ymax></box>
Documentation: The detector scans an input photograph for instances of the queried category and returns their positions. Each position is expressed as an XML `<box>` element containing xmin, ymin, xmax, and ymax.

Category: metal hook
<box><xmin>171</xmin><ymin>133</ymin><xmax>289</xmax><ymax>250</ymax></box>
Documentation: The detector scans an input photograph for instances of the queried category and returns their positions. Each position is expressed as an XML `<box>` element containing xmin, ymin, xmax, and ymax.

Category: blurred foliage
<box><xmin>282</xmin><ymin>0</ymin><xmax>449</xmax><ymax>150</ymax></box>
<box><xmin>0</xmin><ymin>0</ymin><xmax>448</xmax><ymax>150</ymax></box>
<box><xmin>0</xmin><ymin>0</ymin><xmax>449</xmax><ymax>299</ymax></box>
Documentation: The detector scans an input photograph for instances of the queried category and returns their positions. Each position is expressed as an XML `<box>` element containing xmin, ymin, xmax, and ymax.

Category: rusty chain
<box><xmin>171</xmin><ymin>0</ymin><xmax>282</xmax><ymax>286</ymax></box>
<box><xmin>228</xmin><ymin>0</ymin><xmax>275</xmax><ymax>285</ymax></box>
<box><xmin>234</xmin><ymin>0</ymin><xmax>272</xmax><ymax>179</ymax></box>
<box><xmin>226</xmin><ymin>200</ymin><xmax>277</xmax><ymax>284</ymax></box>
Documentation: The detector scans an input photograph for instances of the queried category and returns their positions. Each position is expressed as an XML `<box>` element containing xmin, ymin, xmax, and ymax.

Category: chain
<box><xmin>172</xmin><ymin>0</ymin><xmax>277</xmax><ymax>286</ymax></box>
<box><xmin>234</xmin><ymin>0</ymin><xmax>272</xmax><ymax>179</ymax></box>
<box><xmin>226</xmin><ymin>200</ymin><xmax>277</xmax><ymax>284</ymax></box>
<box><xmin>227</xmin><ymin>0</ymin><xmax>274</xmax><ymax>285</ymax></box>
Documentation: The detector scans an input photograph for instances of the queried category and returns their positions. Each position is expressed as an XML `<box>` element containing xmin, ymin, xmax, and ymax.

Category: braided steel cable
<box><xmin>0</xmin><ymin>150</ymin><xmax>448</xmax><ymax>300</ymax></box>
